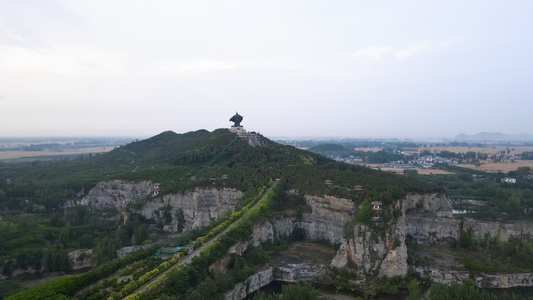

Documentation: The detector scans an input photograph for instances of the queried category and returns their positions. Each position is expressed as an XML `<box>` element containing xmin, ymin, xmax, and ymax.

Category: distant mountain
<box><xmin>453</xmin><ymin>132</ymin><xmax>533</xmax><ymax>142</ymax></box>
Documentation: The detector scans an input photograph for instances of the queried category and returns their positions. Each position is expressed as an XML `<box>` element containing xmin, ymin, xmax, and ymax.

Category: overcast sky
<box><xmin>1</xmin><ymin>1</ymin><xmax>532</xmax><ymax>139</ymax></box>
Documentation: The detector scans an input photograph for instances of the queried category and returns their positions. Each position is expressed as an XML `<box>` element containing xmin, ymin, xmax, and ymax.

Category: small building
<box><xmin>501</xmin><ymin>177</ymin><xmax>517</xmax><ymax>184</ymax></box>
<box><xmin>324</xmin><ymin>180</ymin><xmax>333</xmax><ymax>187</ymax></box>
<box><xmin>155</xmin><ymin>245</ymin><xmax>194</xmax><ymax>259</ymax></box>
<box><xmin>155</xmin><ymin>247</ymin><xmax>179</xmax><ymax>257</ymax></box>
<box><xmin>371</xmin><ymin>201</ymin><xmax>382</xmax><ymax>212</ymax></box>
<box><xmin>371</xmin><ymin>201</ymin><xmax>382</xmax><ymax>220</ymax></box>
<box><xmin>153</xmin><ymin>183</ymin><xmax>161</xmax><ymax>196</ymax></box>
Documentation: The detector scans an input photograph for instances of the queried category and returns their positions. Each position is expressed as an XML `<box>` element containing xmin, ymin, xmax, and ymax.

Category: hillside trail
<box><xmin>129</xmin><ymin>180</ymin><xmax>279</xmax><ymax>297</ymax></box>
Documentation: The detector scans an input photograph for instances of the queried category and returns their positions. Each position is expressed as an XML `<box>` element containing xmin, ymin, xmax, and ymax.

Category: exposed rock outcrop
<box><xmin>415</xmin><ymin>266</ymin><xmax>533</xmax><ymax>289</ymax></box>
<box><xmin>80</xmin><ymin>180</ymin><xmax>153</xmax><ymax>211</ymax></box>
<box><xmin>223</xmin><ymin>264</ymin><xmax>331</xmax><ymax>300</ymax></box>
<box><xmin>404</xmin><ymin>193</ymin><xmax>452</xmax><ymax>217</ymax></box>
<box><xmin>406</xmin><ymin>216</ymin><xmax>533</xmax><ymax>244</ymax></box>
<box><xmin>475</xmin><ymin>273</ymin><xmax>533</xmax><ymax>288</ymax></box>
<box><xmin>81</xmin><ymin>180</ymin><xmax>243</xmax><ymax>233</ymax></box>
<box><xmin>300</xmin><ymin>195</ymin><xmax>355</xmax><ymax>245</ymax></box>
<box><xmin>224</xmin><ymin>267</ymin><xmax>274</xmax><ymax>300</ymax></box>
<box><xmin>140</xmin><ymin>188</ymin><xmax>243</xmax><ymax>232</ymax></box>
<box><xmin>414</xmin><ymin>266</ymin><xmax>469</xmax><ymax>285</ymax></box>
<box><xmin>331</xmin><ymin>202</ymin><xmax>408</xmax><ymax>277</ymax></box>
<box><xmin>275</xmin><ymin>263</ymin><xmax>329</xmax><ymax>283</ymax></box>
<box><xmin>68</xmin><ymin>249</ymin><xmax>95</xmax><ymax>270</ymax></box>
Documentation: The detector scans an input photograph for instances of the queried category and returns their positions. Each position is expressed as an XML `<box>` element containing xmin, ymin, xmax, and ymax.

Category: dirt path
<box><xmin>128</xmin><ymin>180</ymin><xmax>278</xmax><ymax>297</ymax></box>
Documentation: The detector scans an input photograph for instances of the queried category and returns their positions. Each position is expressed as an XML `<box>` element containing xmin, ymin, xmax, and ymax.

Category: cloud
<box><xmin>180</xmin><ymin>61</ymin><xmax>241</xmax><ymax>73</ymax></box>
<box><xmin>395</xmin><ymin>41</ymin><xmax>449</xmax><ymax>59</ymax></box>
<box><xmin>346</xmin><ymin>47</ymin><xmax>392</xmax><ymax>60</ymax></box>
<box><xmin>163</xmin><ymin>59</ymin><xmax>352</xmax><ymax>78</ymax></box>
<box><xmin>0</xmin><ymin>44</ymin><xmax>125</xmax><ymax>77</ymax></box>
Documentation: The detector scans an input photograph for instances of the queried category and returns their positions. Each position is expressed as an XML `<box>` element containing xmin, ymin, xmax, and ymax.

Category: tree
<box><xmin>356</xmin><ymin>200</ymin><xmax>372</xmax><ymax>224</ymax></box>
<box><xmin>95</xmin><ymin>238</ymin><xmax>116</xmax><ymax>264</ymax></box>
<box><xmin>408</xmin><ymin>279</ymin><xmax>421</xmax><ymax>300</ymax></box>
<box><xmin>133</xmin><ymin>224</ymin><xmax>148</xmax><ymax>245</ymax></box>
<box><xmin>58</xmin><ymin>224</ymin><xmax>71</xmax><ymax>246</ymax></box>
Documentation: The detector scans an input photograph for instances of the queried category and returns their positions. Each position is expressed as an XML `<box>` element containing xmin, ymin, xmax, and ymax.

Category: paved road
<box><xmin>129</xmin><ymin>181</ymin><xmax>278</xmax><ymax>297</ymax></box>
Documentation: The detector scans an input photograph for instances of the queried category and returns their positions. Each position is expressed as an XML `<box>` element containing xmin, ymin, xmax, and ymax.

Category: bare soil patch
<box><xmin>269</xmin><ymin>242</ymin><xmax>337</xmax><ymax>266</ymax></box>
<box><xmin>417</xmin><ymin>245</ymin><xmax>462</xmax><ymax>269</ymax></box>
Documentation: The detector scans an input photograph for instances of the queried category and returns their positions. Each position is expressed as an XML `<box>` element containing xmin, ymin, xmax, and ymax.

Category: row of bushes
<box><xmin>7</xmin><ymin>247</ymin><xmax>155</xmax><ymax>300</ymax></box>
<box><xmin>194</xmin><ymin>186</ymin><xmax>266</xmax><ymax>249</ymax></box>
<box><xmin>121</xmin><ymin>263</ymin><xmax>185</xmax><ymax>300</ymax></box>
<box><xmin>114</xmin><ymin>253</ymin><xmax>181</xmax><ymax>299</ymax></box>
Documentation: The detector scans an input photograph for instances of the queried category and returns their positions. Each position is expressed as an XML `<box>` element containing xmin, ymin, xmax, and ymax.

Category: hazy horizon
<box><xmin>1</xmin><ymin>1</ymin><xmax>532</xmax><ymax>138</ymax></box>
<box><xmin>2</xmin><ymin>130</ymin><xmax>533</xmax><ymax>143</ymax></box>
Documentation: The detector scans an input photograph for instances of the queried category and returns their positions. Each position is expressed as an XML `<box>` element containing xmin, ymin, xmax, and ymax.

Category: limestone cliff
<box><xmin>68</xmin><ymin>249</ymin><xmax>95</xmax><ymax>270</ymax></box>
<box><xmin>406</xmin><ymin>216</ymin><xmax>533</xmax><ymax>244</ymax></box>
<box><xmin>404</xmin><ymin>193</ymin><xmax>452</xmax><ymax>217</ymax></box>
<box><xmin>80</xmin><ymin>180</ymin><xmax>243</xmax><ymax>233</ymax></box>
<box><xmin>331</xmin><ymin>201</ymin><xmax>408</xmax><ymax>278</ymax></box>
<box><xmin>80</xmin><ymin>180</ymin><xmax>152</xmax><ymax>211</ymax></box>
<box><xmin>140</xmin><ymin>188</ymin><xmax>243</xmax><ymax>232</ymax></box>
<box><xmin>300</xmin><ymin>195</ymin><xmax>355</xmax><ymax>245</ymax></box>
<box><xmin>224</xmin><ymin>267</ymin><xmax>274</xmax><ymax>300</ymax></box>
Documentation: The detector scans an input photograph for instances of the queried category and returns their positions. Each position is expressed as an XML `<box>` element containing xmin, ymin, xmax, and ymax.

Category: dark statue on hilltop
<box><xmin>229</xmin><ymin>112</ymin><xmax>243</xmax><ymax>127</ymax></box>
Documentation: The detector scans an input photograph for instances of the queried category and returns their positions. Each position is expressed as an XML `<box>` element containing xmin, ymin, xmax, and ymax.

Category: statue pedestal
<box><xmin>230</xmin><ymin>126</ymin><xmax>246</xmax><ymax>135</ymax></box>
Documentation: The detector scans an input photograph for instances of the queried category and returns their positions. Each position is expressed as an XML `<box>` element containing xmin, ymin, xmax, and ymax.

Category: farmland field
<box><xmin>0</xmin><ymin>147</ymin><xmax>112</xmax><ymax>161</ymax></box>
<box><xmin>460</xmin><ymin>160</ymin><xmax>533</xmax><ymax>173</ymax></box>
<box><xmin>410</xmin><ymin>146</ymin><xmax>533</xmax><ymax>173</ymax></box>
<box><xmin>405</xmin><ymin>146</ymin><xmax>533</xmax><ymax>156</ymax></box>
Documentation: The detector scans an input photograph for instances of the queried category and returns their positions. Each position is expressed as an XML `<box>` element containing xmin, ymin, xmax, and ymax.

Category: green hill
<box><xmin>0</xmin><ymin>128</ymin><xmax>441</xmax><ymax>211</ymax></box>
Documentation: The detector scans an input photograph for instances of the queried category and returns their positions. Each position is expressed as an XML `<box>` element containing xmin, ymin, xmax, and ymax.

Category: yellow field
<box><xmin>405</xmin><ymin>146</ymin><xmax>533</xmax><ymax>156</ymax></box>
<box><xmin>460</xmin><ymin>160</ymin><xmax>533</xmax><ymax>173</ymax></box>
<box><xmin>0</xmin><ymin>147</ymin><xmax>113</xmax><ymax>160</ymax></box>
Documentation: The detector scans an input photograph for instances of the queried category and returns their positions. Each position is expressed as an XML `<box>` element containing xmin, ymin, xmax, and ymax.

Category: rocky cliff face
<box><xmin>404</xmin><ymin>193</ymin><xmax>452</xmax><ymax>217</ymax></box>
<box><xmin>415</xmin><ymin>266</ymin><xmax>533</xmax><ymax>289</ymax></box>
<box><xmin>224</xmin><ymin>267</ymin><xmax>274</xmax><ymax>300</ymax></box>
<box><xmin>140</xmin><ymin>188</ymin><xmax>243</xmax><ymax>232</ymax></box>
<box><xmin>68</xmin><ymin>249</ymin><xmax>95</xmax><ymax>270</ymax></box>
<box><xmin>80</xmin><ymin>180</ymin><xmax>152</xmax><ymax>211</ymax></box>
<box><xmin>300</xmin><ymin>195</ymin><xmax>355</xmax><ymax>245</ymax></box>
<box><xmin>331</xmin><ymin>201</ymin><xmax>408</xmax><ymax>278</ymax></box>
<box><xmin>404</xmin><ymin>196</ymin><xmax>533</xmax><ymax>289</ymax></box>
<box><xmin>81</xmin><ymin>180</ymin><xmax>243</xmax><ymax>232</ymax></box>
<box><xmin>406</xmin><ymin>216</ymin><xmax>533</xmax><ymax>244</ymax></box>
<box><xmin>244</xmin><ymin>193</ymin><xmax>409</xmax><ymax>278</ymax></box>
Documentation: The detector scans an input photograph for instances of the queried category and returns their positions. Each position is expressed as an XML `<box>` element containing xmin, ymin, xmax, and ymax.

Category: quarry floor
<box><xmin>268</xmin><ymin>242</ymin><xmax>337</xmax><ymax>266</ymax></box>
